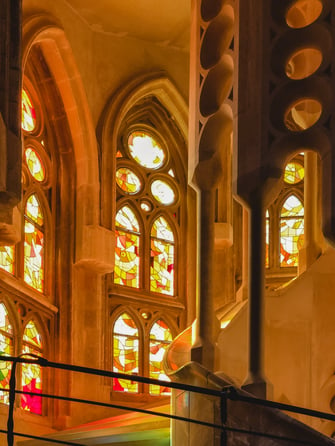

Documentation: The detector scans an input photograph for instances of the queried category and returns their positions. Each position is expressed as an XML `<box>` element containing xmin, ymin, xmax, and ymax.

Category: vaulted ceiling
<box><xmin>64</xmin><ymin>0</ymin><xmax>190</xmax><ymax>51</ymax></box>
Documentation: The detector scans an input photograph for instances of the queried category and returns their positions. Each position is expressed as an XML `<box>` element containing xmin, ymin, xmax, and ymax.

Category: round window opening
<box><xmin>284</xmin><ymin>99</ymin><xmax>322</xmax><ymax>132</ymax></box>
<box><xmin>286</xmin><ymin>48</ymin><xmax>322</xmax><ymax>80</ymax></box>
<box><xmin>116</xmin><ymin>167</ymin><xmax>142</xmax><ymax>195</ymax></box>
<box><xmin>24</xmin><ymin>147</ymin><xmax>45</xmax><ymax>182</ymax></box>
<box><xmin>286</xmin><ymin>0</ymin><xmax>322</xmax><ymax>28</ymax></box>
<box><xmin>128</xmin><ymin>131</ymin><xmax>165</xmax><ymax>169</ymax></box>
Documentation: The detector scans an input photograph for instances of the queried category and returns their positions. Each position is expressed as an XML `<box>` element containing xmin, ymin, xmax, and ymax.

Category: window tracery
<box><xmin>266</xmin><ymin>154</ymin><xmax>305</xmax><ymax>286</ymax></box>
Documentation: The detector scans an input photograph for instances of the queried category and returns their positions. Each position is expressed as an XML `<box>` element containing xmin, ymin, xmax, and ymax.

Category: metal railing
<box><xmin>0</xmin><ymin>354</ymin><xmax>335</xmax><ymax>446</ymax></box>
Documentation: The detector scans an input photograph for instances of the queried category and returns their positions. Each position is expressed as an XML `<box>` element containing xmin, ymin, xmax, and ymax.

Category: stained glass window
<box><xmin>265</xmin><ymin>210</ymin><xmax>270</xmax><ymax>268</ymax></box>
<box><xmin>280</xmin><ymin>195</ymin><xmax>304</xmax><ymax>267</ymax></box>
<box><xmin>151</xmin><ymin>180</ymin><xmax>175</xmax><ymax>205</ymax></box>
<box><xmin>0</xmin><ymin>246</ymin><xmax>15</xmax><ymax>274</ymax></box>
<box><xmin>284</xmin><ymin>161</ymin><xmax>304</xmax><ymax>184</ymax></box>
<box><xmin>25</xmin><ymin>148</ymin><xmax>45</xmax><ymax>182</ymax></box>
<box><xmin>114</xmin><ymin>206</ymin><xmax>140</xmax><ymax>288</ymax></box>
<box><xmin>128</xmin><ymin>132</ymin><xmax>165</xmax><ymax>169</ymax></box>
<box><xmin>22</xmin><ymin>89</ymin><xmax>36</xmax><ymax>133</ymax></box>
<box><xmin>150</xmin><ymin>217</ymin><xmax>174</xmax><ymax>296</ymax></box>
<box><xmin>0</xmin><ymin>304</ymin><xmax>13</xmax><ymax>405</ymax></box>
<box><xmin>21</xmin><ymin>321</ymin><xmax>43</xmax><ymax>415</ymax></box>
<box><xmin>113</xmin><ymin>313</ymin><xmax>139</xmax><ymax>393</ymax></box>
<box><xmin>116</xmin><ymin>167</ymin><xmax>142</xmax><ymax>194</ymax></box>
<box><xmin>24</xmin><ymin>194</ymin><xmax>44</xmax><ymax>292</ymax></box>
<box><xmin>149</xmin><ymin>320</ymin><xmax>172</xmax><ymax>395</ymax></box>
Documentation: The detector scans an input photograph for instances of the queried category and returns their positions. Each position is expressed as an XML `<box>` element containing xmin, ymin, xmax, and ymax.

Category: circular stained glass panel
<box><xmin>25</xmin><ymin>148</ymin><xmax>45</xmax><ymax>182</ymax></box>
<box><xmin>284</xmin><ymin>161</ymin><xmax>304</xmax><ymax>184</ymax></box>
<box><xmin>151</xmin><ymin>180</ymin><xmax>175</xmax><ymax>205</ymax></box>
<box><xmin>22</xmin><ymin>89</ymin><xmax>36</xmax><ymax>132</ymax></box>
<box><xmin>128</xmin><ymin>131</ymin><xmax>165</xmax><ymax>169</ymax></box>
<box><xmin>116</xmin><ymin>167</ymin><xmax>141</xmax><ymax>194</ymax></box>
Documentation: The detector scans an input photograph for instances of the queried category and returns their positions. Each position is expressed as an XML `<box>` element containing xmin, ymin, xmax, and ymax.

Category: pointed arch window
<box><xmin>265</xmin><ymin>154</ymin><xmax>305</xmax><ymax>286</ymax></box>
<box><xmin>114</xmin><ymin>130</ymin><xmax>179</xmax><ymax>297</ymax></box>
<box><xmin>114</xmin><ymin>206</ymin><xmax>140</xmax><ymax>289</ymax></box>
<box><xmin>21</xmin><ymin>320</ymin><xmax>43</xmax><ymax>414</ymax></box>
<box><xmin>149</xmin><ymin>320</ymin><xmax>172</xmax><ymax>395</ymax></box>
<box><xmin>150</xmin><ymin>217</ymin><xmax>174</xmax><ymax>296</ymax></box>
<box><xmin>0</xmin><ymin>303</ymin><xmax>13</xmax><ymax>404</ymax></box>
<box><xmin>280</xmin><ymin>195</ymin><xmax>304</xmax><ymax>267</ymax></box>
<box><xmin>24</xmin><ymin>194</ymin><xmax>44</xmax><ymax>293</ymax></box>
<box><xmin>112</xmin><ymin>313</ymin><xmax>139</xmax><ymax>393</ymax></box>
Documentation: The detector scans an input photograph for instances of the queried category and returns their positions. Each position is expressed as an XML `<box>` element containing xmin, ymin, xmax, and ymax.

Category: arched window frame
<box><xmin>21</xmin><ymin>317</ymin><xmax>44</xmax><ymax>415</ymax></box>
<box><xmin>265</xmin><ymin>154</ymin><xmax>305</xmax><ymax>288</ymax></box>
<box><xmin>110</xmin><ymin>307</ymin><xmax>175</xmax><ymax>399</ymax></box>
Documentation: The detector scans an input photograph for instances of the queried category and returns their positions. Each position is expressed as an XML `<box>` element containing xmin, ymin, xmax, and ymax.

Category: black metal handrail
<box><xmin>0</xmin><ymin>354</ymin><xmax>335</xmax><ymax>446</ymax></box>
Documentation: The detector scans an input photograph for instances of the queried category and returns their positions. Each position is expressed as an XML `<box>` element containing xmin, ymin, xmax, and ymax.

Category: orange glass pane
<box><xmin>116</xmin><ymin>167</ymin><xmax>141</xmax><ymax>194</ymax></box>
<box><xmin>25</xmin><ymin>148</ymin><xmax>45</xmax><ymax>182</ymax></box>
<box><xmin>114</xmin><ymin>229</ymin><xmax>140</xmax><ymax>288</ymax></box>
<box><xmin>24</xmin><ymin>221</ymin><xmax>44</xmax><ymax>292</ymax></box>
<box><xmin>280</xmin><ymin>196</ymin><xmax>304</xmax><ymax>267</ymax></box>
<box><xmin>25</xmin><ymin>194</ymin><xmax>43</xmax><ymax>227</ymax></box>
<box><xmin>149</xmin><ymin>320</ymin><xmax>172</xmax><ymax>395</ymax></box>
<box><xmin>21</xmin><ymin>321</ymin><xmax>42</xmax><ymax>415</ymax></box>
<box><xmin>150</xmin><ymin>217</ymin><xmax>174</xmax><ymax>296</ymax></box>
<box><xmin>0</xmin><ymin>304</ymin><xmax>13</xmax><ymax>405</ymax></box>
<box><xmin>22</xmin><ymin>89</ymin><xmax>36</xmax><ymax>132</ymax></box>
<box><xmin>284</xmin><ymin>162</ymin><xmax>304</xmax><ymax>184</ymax></box>
<box><xmin>128</xmin><ymin>131</ymin><xmax>165</xmax><ymax>169</ymax></box>
<box><xmin>0</xmin><ymin>246</ymin><xmax>15</xmax><ymax>274</ymax></box>
<box><xmin>113</xmin><ymin>313</ymin><xmax>139</xmax><ymax>393</ymax></box>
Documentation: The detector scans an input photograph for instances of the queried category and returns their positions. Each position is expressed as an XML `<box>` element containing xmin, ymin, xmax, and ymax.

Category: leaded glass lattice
<box><xmin>284</xmin><ymin>161</ymin><xmax>304</xmax><ymax>184</ymax></box>
<box><xmin>0</xmin><ymin>246</ymin><xmax>15</xmax><ymax>274</ymax></box>
<box><xmin>0</xmin><ymin>304</ymin><xmax>13</xmax><ymax>405</ymax></box>
<box><xmin>116</xmin><ymin>167</ymin><xmax>141</xmax><ymax>194</ymax></box>
<box><xmin>22</xmin><ymin>89</ymin><xmax>36</xmax><ymax>133</ymax></box>
<box><xmin>150</xmin><ymin>217</ymin><xmax>174</xmax><ymax>295</ymax></box>
<box><xmin>128</xmin><ymin>131</ymin><xmax>165</xmax><ymax>169</ymax></box>
<box><xmin>113</xmin><ymin>313</ymin><xmax>139</xmax><ymax>393</ymax></box>
<box><xmin>24</xmin><ymin>194</ymin><xmax>44</xmax><ymax>292</ymax></box>
<box><xmin>25</xmin><ymin>148</ymin><xmax>45</xmax><ymax>182</ymax></box>
<box><xmin>280</xmin><ymin>195</ymin><xmax>304</xmax><ymax>267</ymax></box>
<box><xmin>149</xmin><ymin>320</ymin><xmax>172</xmax><ymax>395</ymax></box>
<box><xmin>114</xmin><ymin>206</ymin><xmax>140</xmax><ymax>288</ymax></box>
<box><xmin>21</xmin><ymin>321</ymin><xmax>42</xmax><ymax>415</ymax></box>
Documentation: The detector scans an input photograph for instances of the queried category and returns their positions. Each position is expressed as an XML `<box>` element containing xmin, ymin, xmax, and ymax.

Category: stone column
<box><xmin>0</xmin><ymin>0</ymin><xmax>22</xmax><ymax>244</ymax></box>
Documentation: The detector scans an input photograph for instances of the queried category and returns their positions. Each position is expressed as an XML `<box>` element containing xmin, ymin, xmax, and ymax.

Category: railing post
<box><xmin>7</xmin><ymin>359</ymin><xmax>17</xmax><ymax>446</ymax></box>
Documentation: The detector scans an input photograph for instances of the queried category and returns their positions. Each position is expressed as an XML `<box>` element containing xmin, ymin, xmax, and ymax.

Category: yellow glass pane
<box><xmin>24</xmin><ymin>221</ymin><xmax>44</xmax><ymax>293</ymax></box>
<box><xmin>25</xmin><ymin>194</ymin><xmax>44</xmax><ymax>227</ymax></box>
<box><xmin>128</xmin><ymin>131</ymin><xmax>165</xmax><ymax>169</ymax></box>
<box><xmin>116</xmin><ymin>167</ymin><xmax>141</xmax><ymax>194</ymax></box>
<box><xmin>284</xmin><ymin>162</ymin><xmax>304</xmax><ymax>184</ymax></box>
<box><xmin>25</xmin><ymin>148</ymin><xmax>45</xmax><ymax>182</ymax></box>
<box><xmin>149</xmin><ymin>320</ymin><xmax>172</xmax><ymax>395</ymax></box>
<box><xmin>22</xmin><ymin>89</ymin><xmax>36</xmax><ymax>132</ymax></box>
<box><xmin>0</xmin><ymin>246</ymin><xmax>15</xmax><ymax>274</ymax></box>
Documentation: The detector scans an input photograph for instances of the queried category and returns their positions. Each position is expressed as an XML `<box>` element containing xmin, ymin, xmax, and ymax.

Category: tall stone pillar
<box><xmin>0</xmin><ymin>0</ymin><xmax>22</xmax><ymax>244</ymax></box>
<box><xmin>189</xmin><ymin>0</ymin><xmax>234</xmax><ymax>370</ymax></box>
